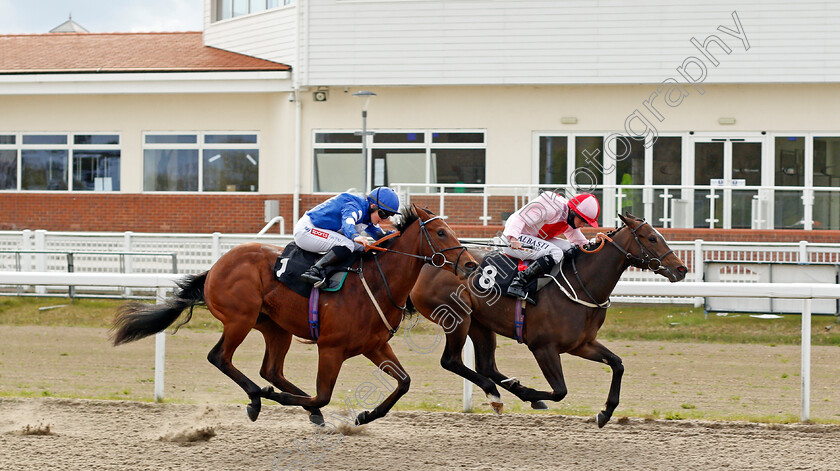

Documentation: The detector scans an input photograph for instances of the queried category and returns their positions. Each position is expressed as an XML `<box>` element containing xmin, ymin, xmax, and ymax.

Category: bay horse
<box><xmin>409</xmin><ymin>213</ymin><xmax>687</xmax><ymax>427</ymax></box>
<box><xmin>112</xmin><ymin>205</ymin><xmax>477</xmax><ymax>426</ymax></box>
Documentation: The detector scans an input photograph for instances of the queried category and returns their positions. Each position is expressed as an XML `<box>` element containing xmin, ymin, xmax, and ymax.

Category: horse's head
<box><xmin>616</xmin><ymin>213</ymin><xmax>688</xmax><ymax>282</ymax></box>
<box><xmin>393</xmin><ymin>204</ymin><xmax>478</xmax><ymax>278</ymax></box>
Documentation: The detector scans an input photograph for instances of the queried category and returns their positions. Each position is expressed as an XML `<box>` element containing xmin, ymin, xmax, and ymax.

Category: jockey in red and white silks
<box><xmin>502</xmin><ymin>192</ymin><xmax>600</xmax><ymax>302</ymax></box>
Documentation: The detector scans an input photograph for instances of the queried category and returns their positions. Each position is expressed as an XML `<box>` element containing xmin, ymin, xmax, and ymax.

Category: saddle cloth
<box><xmin>472</xmin><ymin>251</ymin><xmax>564</xmax><ymax>304</ymax></box>
<box><xmin>274</xmin><ymin>243</ymin><xmax>358</xmax><ymax>298</ymax></box>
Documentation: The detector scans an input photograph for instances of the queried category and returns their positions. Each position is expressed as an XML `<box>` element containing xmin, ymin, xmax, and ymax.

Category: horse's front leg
<box><xmin>569</xmin><ymin>340</ymin><xmax>624</xmax><ymax>428</ymax></box>
<box><xmin>354</xmin><ymin>343</ymin><xmax>410</xmax><ymax>425</ymax></box>
<box><xmin>262</xmin><ymin>346</ymin><xmax>344</xmax><ymax>411</ymax></box>
<box><xmin>469</xmin><ymin>321</ymin><xmax>548</xmax><ymax>409</ymax></box>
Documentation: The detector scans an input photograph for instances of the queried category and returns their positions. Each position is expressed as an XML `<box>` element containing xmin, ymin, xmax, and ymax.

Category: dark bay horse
<box><xmin>112</xmin><ymin>205</ymin><xmax>477</xmax><ymax>426</ymax></box>
<box><xmin>409</xmin><ymin>213</ymin><xmax>687</xmax><ymax>427</ymax></box>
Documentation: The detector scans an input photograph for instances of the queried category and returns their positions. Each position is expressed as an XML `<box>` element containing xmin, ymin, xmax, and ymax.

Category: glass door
<box><xmin>693</xmin><ymin>138</ymin><xmax>763</xmax><ymax>228</ymax></box>
<box><xmin>694</xmin><ymin>141</ymin><xmax>724</xmax><ymax>228</ymax></box>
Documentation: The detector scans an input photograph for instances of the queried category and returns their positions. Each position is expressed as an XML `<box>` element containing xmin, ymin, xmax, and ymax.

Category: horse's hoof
<box><xmin>488</xmin><ymin>395</ymin><xmax>504</xmax><ymax>415</ymax></box>
<box><xmin>355</xmin><ymin>411</ymin><xmax>370</xmax><ymax>426</ymax></box>
<box><xmin>309</xmin><ymin>413</ymin><xmax>325</xmax><ymax>427</ymax></box>
<box><xmin>530</xmin><ymin>400</ymin><xmax>548</xmax><ymax>410</ymax></box>
<box><xmin>596</xmin><ymin>411</ymin><xmax>609</xmax><ymax>428</ymax></box>
<box><xmin>261</xmin><ymin>385</ymin><xmax>275</xmax><ymax>396</ymax></box>
<box><xmin>247</xmin><ymin>402</ymin><xmax>261</xmax><ymax>422</ymax></box>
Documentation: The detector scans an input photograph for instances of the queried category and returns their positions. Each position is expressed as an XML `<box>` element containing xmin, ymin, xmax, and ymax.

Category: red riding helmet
<box><xmin>568</xmin><ymin>193</ymin><xmax>600</xmax><ymax>227</ymax></box>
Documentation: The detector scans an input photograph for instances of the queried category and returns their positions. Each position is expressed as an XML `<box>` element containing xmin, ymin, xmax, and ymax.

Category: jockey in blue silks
<box><xmin>294</xmin><ymin>187</ymin><xmax>400</xmax><ymax>286</ymax></box>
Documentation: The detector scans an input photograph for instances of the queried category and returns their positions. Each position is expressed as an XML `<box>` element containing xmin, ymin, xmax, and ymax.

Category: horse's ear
<box><xmin>617</xmin><ymin>213</ymin><xmax>629</xmax><ymax>225</ymax></box>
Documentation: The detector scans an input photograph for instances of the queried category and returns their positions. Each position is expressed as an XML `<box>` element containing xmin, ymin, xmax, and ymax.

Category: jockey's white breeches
<box><xmin>293</xmin><ymin>215</ymin><xmax>361</xmax><ymax>253</ymax></box>
<box><xmin>501</xmin><ymin>234</ymin><xmax>572</xmax><ymax>264</ymax></box>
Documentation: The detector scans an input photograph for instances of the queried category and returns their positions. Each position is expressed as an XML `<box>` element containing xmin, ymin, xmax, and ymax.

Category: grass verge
<box><xmin>2</xmin><ymin>297</ymin><xmax>838</xmax><ymax>345</ymax></box>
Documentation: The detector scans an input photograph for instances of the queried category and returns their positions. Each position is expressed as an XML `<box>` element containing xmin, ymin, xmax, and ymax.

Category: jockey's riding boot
<box><xmin>300</xmin><ymin>246</ymin><xmax>352</xmax><ymax>287</ymax></box>
<box><xmin>507</xmin><ymin>256</ymin><xmax>553</xmax><ymax>304</ymax></box>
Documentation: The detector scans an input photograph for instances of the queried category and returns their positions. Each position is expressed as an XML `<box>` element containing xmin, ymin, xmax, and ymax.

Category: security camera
<box><xmin>288</xmin><ymin>93</ymin><xmax>295</xmax><ymax>102</ymax></box>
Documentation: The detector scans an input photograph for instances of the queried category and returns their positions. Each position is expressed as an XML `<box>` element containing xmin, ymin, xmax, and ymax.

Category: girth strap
<box><xmin>308</xmin><ymin>287</ymin><xmax>321</xmax><ymax>341</ymax></box>
<box><xmin>514</xmin><ymin>298</ymin><xmax>526</xmax><ymax>344</ymax></box>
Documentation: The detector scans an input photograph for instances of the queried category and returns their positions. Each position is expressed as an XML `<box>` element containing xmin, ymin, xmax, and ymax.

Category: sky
<box><xmin>0</xmin><ymin>0</ymin><xmax>204</xmax><ymax>34</ymax></box>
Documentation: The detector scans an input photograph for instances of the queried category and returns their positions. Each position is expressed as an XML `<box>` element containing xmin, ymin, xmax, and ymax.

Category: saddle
<box><xmin>472</xmin><ymin>251</ymin><xmax>565</xmax><ymax>304</ymax></box>
<box><xmin>274</xmin><ymin>243</ymin><xmax>359</xmax><ymax>298</ymax></box>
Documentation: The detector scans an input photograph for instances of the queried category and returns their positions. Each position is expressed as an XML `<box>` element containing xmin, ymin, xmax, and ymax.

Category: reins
<box><xmin>357</xmin><ymin>213</ymin><xmax>470</xmax><ymax>336</ymax></box>
<box><xmin>366</xmin><ymin>216</ymin><xmax>471</xmax><ymax>274</ymax></box>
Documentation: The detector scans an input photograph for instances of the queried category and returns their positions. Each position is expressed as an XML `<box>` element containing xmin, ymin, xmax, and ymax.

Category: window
<box><xmin>616</xmin><ymin>138</ymin><xmax>645</xmax><ymax>217</ymax></box>
<box><xmin>538</xmin><ymin>136</ymin><xmax>567</xmax><ymax>185</ymax></box>
<box><xmin>813</xmin><ymin>137</ymin><xmax>840</xmax><ymax>230</ymax></box>
<box><xmin>0</xmin><ymin>135</ymin><xmax>17</xmax><ymax>190</ymax></box>
<box><xmin>652</xmin><ymin>137</ymin><xmax>682</xmax><ymax>227</ymax></box>
<box><xmin>215</xmin><ymin>0</ymin><xmax>293</xmax><ymax>21</ymax></box>
<box><xmin>313</xmin><ymin>130</ymin><xmax>486</xmax><ymax>193</ymax></box>
<box><xmin>22</xmin><ymin>149</ymin><xmax>67</xmax><ymax>190</ymax></box>
<box><xmin>143</xmin><ymin>133</ymin><xmax>259</xmax><ymax>192</ymax></box>
<box><xmin>774</xmin><ymin>137</ymin><xmax>805</xmax><ymax>229</ymax></box>
<box><xmin>0</xmin><ymin>133</ymin><xmax>120</xmax><ymax>191</ymax></box>
<box><xmin>574</xmin><ymin>136</ymin><xmax>604</xmax><ymax>185</ymax></box>
<box><xmin>0</xmin><ymin>149</ymin><xmax>15</xmax><ymax>190</ymax></box>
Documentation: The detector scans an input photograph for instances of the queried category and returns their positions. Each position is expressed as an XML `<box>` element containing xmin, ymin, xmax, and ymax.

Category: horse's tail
<box><xmin>111</xmin><ymin>272</ymin><xmax>207</xmax><ymax>346</ymax></box>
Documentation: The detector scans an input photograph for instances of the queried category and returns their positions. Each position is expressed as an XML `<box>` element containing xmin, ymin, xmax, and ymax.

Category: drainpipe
<box><xmin>293</xmin><ymin>88</ymin><xmax>301</xmax><ymax>223</ymax></box>
<box><xmin>292</xmin><ymin>0</ymin><xmax>306</xmax><ymax>223</ymax></box>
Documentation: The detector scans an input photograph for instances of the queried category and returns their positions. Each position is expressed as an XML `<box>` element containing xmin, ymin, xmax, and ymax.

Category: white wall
<box><xmin>204</xmin><ymin>2</ymin><xmax>298</xmax><ymax>67</ymax></box>
<box><xmin>203</xmin><ymin>0</ymin><xmax>840</xmax><ymax>87</ymax></box>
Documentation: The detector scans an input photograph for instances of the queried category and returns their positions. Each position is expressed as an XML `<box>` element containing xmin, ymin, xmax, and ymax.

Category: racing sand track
<box><xmin>2</xmin><ymin>397</ymin><xmax>840</xmax><ymax>470</ymax></box>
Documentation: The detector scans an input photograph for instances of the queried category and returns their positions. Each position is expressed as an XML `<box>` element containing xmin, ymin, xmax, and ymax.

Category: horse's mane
<box><xmin>392</xmin><ymin>205</ymin><xmax>424</xmax><ymax>233</ymax></box>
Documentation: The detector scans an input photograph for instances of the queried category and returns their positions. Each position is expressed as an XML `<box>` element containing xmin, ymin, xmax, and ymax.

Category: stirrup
<box><xmin>300</xmin><ymin>269</ymin><xmax>325</xmax><ymax>286</ymax></box>
<box><xmin>507</xmin><ymin>282</ymin><xmax>527</xmax><ymax>299</ymax></box>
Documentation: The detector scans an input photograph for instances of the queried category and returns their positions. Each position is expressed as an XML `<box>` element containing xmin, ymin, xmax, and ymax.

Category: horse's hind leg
<box><xmin>254</xmin><ymin>317</ymin><xmax>324</xmax><ymax>426</ymax></box>
<box><xmin>468</xmin><ymin>321</ymin><xmax>549</xmax><ymax>410</ymax></box>
<box><xmin>355</xmin><ymin>343</ymin><xmax>410</xmax><ymax>425</ymax></box>
<box><xmin>207</xmin><ymin>320</ymin><xmax>264</xmax><ymax>421</ymax></box>
<box><xmin>570</xmin><ymin>340</ymin><xmax>624</xmax><ymax>428</ymax></box>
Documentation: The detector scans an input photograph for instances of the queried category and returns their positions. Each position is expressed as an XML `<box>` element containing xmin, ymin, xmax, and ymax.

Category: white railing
<box><xmin>392</xmin><ymin>182</ymin><xmax>840</xmax><ymax>231</ymax></box>
<box><xmin>1</xmin><ymin>229</ymin><xmax>838</xmax><ymax>304</ymax></box>
<box><xmin>0</xmin><ymin>229</ymin><xmax>292</xmax><ymax>277</ymax></box>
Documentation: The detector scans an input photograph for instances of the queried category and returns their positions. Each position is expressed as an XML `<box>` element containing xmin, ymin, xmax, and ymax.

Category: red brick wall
<box><xmin>0</xmin><ymin>193</ymin><xmax>295</xmax><ymax>233</ymax></box>
<box><xmin>0</xmin><ymin>193</ymin><xmax>837</xmax><ymax>243</ymax></box>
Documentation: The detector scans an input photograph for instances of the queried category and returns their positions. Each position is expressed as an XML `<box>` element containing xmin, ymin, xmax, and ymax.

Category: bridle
<box><xmin>606</xmin><ymin>220</ymin><xmax>675</xmax><ymax>274</ymax></box>
<box><xmin>568</xmin><ymin>219</ymin><xmax>676</xmax><ymax>307</ymax></box>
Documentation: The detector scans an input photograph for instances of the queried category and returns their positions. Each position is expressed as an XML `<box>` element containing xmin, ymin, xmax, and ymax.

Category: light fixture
<box><xmin>718</xmin><ymin>117</ymin><xmax>736</xmax><ymax>125</ymax></box>
<box><xmin>561</xmin><ymin>117</ymin><xmax>578</xmax><ymax>125</ymax></box>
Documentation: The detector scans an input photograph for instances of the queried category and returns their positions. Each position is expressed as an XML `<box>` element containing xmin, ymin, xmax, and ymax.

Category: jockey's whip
<box><xmin>458</xmin><ymin>240</ymin><xmax>535</xmax><ymax>250</ymax></box>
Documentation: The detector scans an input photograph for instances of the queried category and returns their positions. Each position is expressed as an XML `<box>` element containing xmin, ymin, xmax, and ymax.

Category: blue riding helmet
<box><xmin>366</xmin><ymin>187</ymin><xmax>400</xmax><ymax>214</ymax></box>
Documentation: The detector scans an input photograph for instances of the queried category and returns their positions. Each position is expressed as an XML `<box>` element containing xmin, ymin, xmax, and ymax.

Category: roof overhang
<box><xmin>0</xmin><ymin>70</ymin><xmax>292</xmax><ymax>95</ymax></box>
